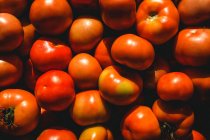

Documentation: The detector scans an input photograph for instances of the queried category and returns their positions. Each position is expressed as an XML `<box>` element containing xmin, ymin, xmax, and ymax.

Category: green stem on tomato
<box><xmin>0</xmin><ymin>107</ymin><xmax>16</xmax><ymax>129</ymax></box>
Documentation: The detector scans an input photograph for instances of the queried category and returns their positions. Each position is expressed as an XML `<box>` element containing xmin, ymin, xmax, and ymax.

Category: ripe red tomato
<box><xmin>0</xmin><ymin>89</ymin><xmax>40</xmax><ymax>136</ymax></box>
<box><xmin>122</xmin><ymin>106</ymin><xmax>161</xmax><ymax>140</ymax></box>
<box><xmin>37</xmin><ymin>129</ymin><xmax>77</xmax><ymax>140</ymax></box>
<box><xmin>191</xmin><ymin>130</ymin><xmax>206</xmax><ymax>140</ymax></box>
<box><xmin>157</xmin><ymin>72</ymin><xmax>194</xmax><ymax>101</ymax></box>
<box><xmin>136</xmin><ymin>0</ymin><xmax>179</xmax><ymax>45</ymax></box>
<box><xmin>69</xmin><ymin>17</ymin><xmax>103</xmax><ymax>53</ymax></box>
<box><xmin>30</xmin><ymin>38</ymin><xmax>72</xmax><ymax>72</ymax></box>
<box><xmin>29</xmin><ymin>0</ymin><xmax>73</xmax><ymax>35</ymax></box>
<box><xmin>68</xmin><ymin>53</ymin><xmax>102</xmax><ymax>90</ymax></box>
<box><xmin>174</xmin><ymin>28</ymin><xmax>210</xmax><ymax>66</ymax></box>
<box><xmin>111</xmin><ymin>34</ymin><xmax>155</xmax><ymax>70</ymax></box>
<box><xmin>35</xmin><ymin>70</ymin><xmax>75</xmax><ymax>111</ymax></box>
<box><xmin>0</xmin><ymin>13</ymin><xmax>23</xmax><ymax>52</ymax></box>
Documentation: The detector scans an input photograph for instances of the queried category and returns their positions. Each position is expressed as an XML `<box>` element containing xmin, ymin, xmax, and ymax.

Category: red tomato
<box><xmin>136</xmin><ymin>0</ymin><xmax>179</xmax><ymax>45</ymax></box>
<box><xmin>35</xmin><ymin>70</ymin><xmax>75</xmax><ymax>111</ymax></box>
<box><xmin>29</xmin><ymin>0</ymin><xmax>73</xmax><ymax>35</ymax></box>
<box><xmin>99</xmin><ymin>0</ymin><xmax>136</xmax><ymax>30</ymax></box>
<box><xmin>0</xmin><ymin>13</ymin><xmax>23</xmax><ymax>52</ymax></box>
<box><xmin>191</xmin><ymin>130</ymin><xmax>206</xmax><ymax>140</ymax></box>
<box><xmin>0</xmin><ymin>54</ymin><xmax>23</xmax><ymax>88</ymax></box>
<box><xmin>30</xmin><ymin>38</ymin><xmax>72</xmax><ymax>72</ymax></box>
<box><xmin>69</xmin><ymin>17</ymin><xmax>103</xmax><ymax>53</ymax></box>
<box><xmin>0</xmin><ymin>89</ymin><xmax>40</xmax><ymax>136</ymax></box>
<box><xmin>157</xmin><ymin>72</ymin><xmax>194</xmax><ymax>101</ymax></box>
<box><xmin>68</xmin><ymin>53</ymin><xmax>102</xmax><ymax>90</ymax></box>
<box><xmin>70</xmin><ymin>90</ymin><xmax>109</xmax><ymax>126</ymax></box>
<box><xmin>152</xmin><ymin>99</ymin><xmax>194</xmax><ymax>139</ymax></box>
<box><xmin>174</xmin><ymin>28</ymin><xmax>210</xmax><ymax>66</ymax></box>
<box><xmin>37</xmin><ymin>129</ymin><xmax>77</xmax><ymax>140</ymax></box>
<box><xmin>111</xmin><ymin>34</ymin><xmax>155</xmax><ymax>70</ymax></box>
<box><xmin>122</xmin><ymin>106</ymin><xmax>161</xmax><ymax>140</ymax></box>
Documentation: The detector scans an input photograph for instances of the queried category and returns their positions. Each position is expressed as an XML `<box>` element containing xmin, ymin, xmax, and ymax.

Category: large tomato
<box><xmin>121</xmin><ymin>106</ymin><xmax>161</xmax><ymax>140</ymax></box>
<box><xmin>174</xmin><ymin>28</ymin><xmax>210</xmax><ymax>66</ymax></box>
<box><xmin>111</xmin><ymin>34</ymin><xmax>155</xmax><ymax>71</ymax></box>
<box><xmin>157</xmin><ymin>72</ymin><xmax>194</xmax><ymax>101</ymax></box>
<box><xmin>35</xmin><ymin>70</ymin><xmax>75</xmax><ymax>111</ymax></box>
<box><xmin>0</xmin><ymin>89</ymin><xmax>40</xmax><ymax>136</ymax></box>
<box><xmin>68</xmin><ymin>53</ymin><xmax>102</xmax><ymax>90</ymax></box>
<box><xmin>136</xmin><ymin>0</ymin><xmax>179</xmax><ymax>45</ymax></box>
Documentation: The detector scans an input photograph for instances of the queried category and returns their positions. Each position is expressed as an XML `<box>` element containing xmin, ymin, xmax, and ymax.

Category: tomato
<box><xmin>30</xmin><ymin>38</ymin><xmax>72</xmax><ymax>72</ymax></box>
<box><xmin>174</xmin><ymin>28</ymin><xmax>210</xmax><ymax>66</ymax></box>
<box><xmin>121</xmin><ymin>106</ymin><xmax>161</xmax><ymax>140</ymax></box>
<box><xmin>0</xmin><ymin>0</ymin><xmax>27</xmax><ymax>17</ymax></box>
<box><xmin>152</xmin><ymin>99</ymin><xmax>194</xmax><ymax>139</ymax></box>
<box><xmin>35</xmin><ymin>70</ymin><xmax>75</xmax><ymax>111</ymax></box>
<box><xmin>190</xmin><ymin>130</ymin><xmax>206</xmax><ymax>140</ymax></box>
<box><xmin>111</xmin><ymin>34</ymin><xmax>155</xmax><ymax>70</ymax></box>
<box><xmin>0</xmin><ymin>89</ymin><xmax>40</xmax><ymax>136</ymax></box>
<box><xmin>37</xmin><ymin>129</ymin><xmax>77</xmax><ymax>140</ymax></box>
<box><xmin>99</xmin><ymin>0</ymin><xmax>136</xmax><ymax>30</ymax></box>
<box><xmin>178</xmin><ymin>0</ymin><xmax>210</xmax><ymax>25</ymax></box>
<box><xmin>99</xmin><ymin>66</ymin><xmax>143</xmax><ymax>105</ymax></box>
<box><xmin>29</xmin><ymin>0</ymin><xmax>73</xmax><ymax>35</ymax></box>
<box><xmin>136</xmin><ymin>0</ymin><xmax>179</xmax><ymax>45</ymax></box>
<box><xmin>79</xmin><ymin>126</ymin><xmax>113</xmax><ymax>140</ymax></box>
<box><xmin>69</xmin><ymin>17</ymin><xmax>103</xmax><ymax>53</ymax></box>
<box><xmin>0</xmin><ymin>54</ymin><xmax>23</xmax><ymax>88</ymax></box>
<box><xmin>94</xmin><ymin>37</ymin><xmax>115</xmax><ymax>69</ymax></box>
<box><xmin>71</xmin><ymin>90</ymin><xmax>109</xmax><ymax>126</ymax></box>
<box><xmin>157</xmin><ymin>72</ymin><xmax>194</xmax><ymax>101</ymax></box>
<box><xmin>0</xmin><ymin>13</ymin><xmax>23</xmax><ymax>52</ymax></box>
<box><xmin>68</xmin><ymin>53</ymin><xmax>102</xmax><ymax>90</ymax></box>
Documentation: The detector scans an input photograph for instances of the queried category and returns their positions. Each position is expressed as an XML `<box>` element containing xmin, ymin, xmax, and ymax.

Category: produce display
<box><xmin>0</xmin><ymin>0</ymin><xmax>210</xmax><ymax>140</ymax></box>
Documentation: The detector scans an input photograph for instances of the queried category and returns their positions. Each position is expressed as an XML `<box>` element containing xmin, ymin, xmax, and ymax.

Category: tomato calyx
<box><xmin>160</xmin><ymin>122</ymin><xmax>176</xmax><ymax>140</ymax></box>
<box><xmin>147</xmin><ymin>11</ymin><xmax>158</xmax><ymax>21</ymax></box>
<box><xmin>0</xmin><ymin>107</ymin><xmax>16</xmax><ymax>129</ymax></box>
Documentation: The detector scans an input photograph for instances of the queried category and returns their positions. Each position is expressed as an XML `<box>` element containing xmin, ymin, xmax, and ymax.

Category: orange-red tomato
<box><xmin>0</xmin><ymin>89</ymin><xmax>40</xmax><ymax>136</ymax></box>
<box><xmin>122</xmin><ymin>106</ymin><xmax>161</xmax><ymax>140</ymax></box>
<box><xmin>35</xmin><ymin>70</ymin><xmax>75</xmax><ymax>111</ymax></box>
<box><xmin>29</xmin><ymin>0</ymin><xmax>73</xmax><ymax>35</ymax></box>
<box><xmin>37</xmin><ymin>129</ymin><xmax>77</xmax><ymax>140</ymax></box>
<box><xmin>69</xmin><ymin>17</ymin><xmax>103</xmax><ymax>53</ymax></box>
<box><xmin>111</xmin><ymin>34</ymin><xmax>155</xmax><ymax>70</ymax></box>
<box><xmin>190</xmin><ymin>130</ymin><xmax>206</xmax><ymax>140</ymax></box>
<box><xmin>99</xmin><ymin>66</ymin><xmax>143</xmax><ymax>105</ymax></box>
<box><xmin>152</xmin><ymin>99</ymin><xmax>194</xmax><ymax>139</ymax></box>
<box><xmin>136</xmin><ymin>0</ymin><xmax>179</xmax><ymax>45</ymax></box>
<box><xmin>174</xmin><ymin>28</ymin><xmax>210</xmax><ymax>66</ymax></box>
<box><xmin>70</xmin><ymin>90</ymin><xmax>109</xmax><ymax>126</ymax></box>
<box><xmin>157</xmin><ymin>72</ymin><xmax>194</xmax><ymax>101</ymax></box>
<box><xmin>99</xmin><ymin>0</ymin><xmax>136</xmax><ymax>30</ymax></box>
<box><xmin>0</xmin><ymin>54</ymin><xmax>23</xmax><ymax>88</ymax></box>
<box><xmin>68</xmin><ymin>53</ymin><xmax>102</xmax><ymax>90</ymax></box>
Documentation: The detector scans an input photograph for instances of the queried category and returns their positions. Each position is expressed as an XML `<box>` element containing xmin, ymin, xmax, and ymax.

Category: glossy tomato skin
<box><xmin>99</xmin><ymin>66</ymin><xmax>143</xmax><ymax>105</ymax></box>
<box><xmin>122</xmin><ymin>106</ymin><xmax>161</xmax><ymax>140</ymax></box>
<box><xmin>37</xmin><ymin>129</ymin><xmax>77</xmax><ymax>140</ymax></box>
<box><xmin>79</xmin><ymin>126</ymin><xmax>113</xmax><ymax>140</ymax></box>
<box><xmin>178</xmin><ymin>0</ymin><xmax>210</xmax><ymax>25</ymax></box>
<box><xmin>0</xmin><ymin>54</ymin><xmax>23</xmax><ymax>88</ymax></box>
<box><xmin>35</xmin><ymin>70</ymin><xmax>75</xmax><ymax>111</ymax></box>
<box><xmin>94</xmin><ymin>37</ymin><xmax>115</xmax><ymax>69</ymax></box>
<box><xmin>99</xmin><ymin>0</ymin><xmax>136</xmax><ymax>30</ymax></box>
<box><xmin>69</xmin><ymin>17</ymin><xmax>103</xmax><ymax>53</ymax></box>
<box><xmin>68</xmin><ymin>53</ymin><xmax>102</xmax><ymax>90</ymax></box>
<box><xmin>157</xmin><ymin>72</ymin><xmax>194</xmax><ymax>101</ymax></box>
<box><xmin>0</xmin><ymin>13</ymin><xmax>23</xmax><ymax>52</ymax></box>
<box><xmin>152</xmin><ymin>99</ymin><xmax>194</xmax><ymax>139</ymax></box>
<box><xmin>136</xmin><ymin>0</ymin><xmax>179</xmax><ymax>45</ymax></box>
<box><xmin>111</xmin><ymin>34</ymin><xmax>155</xmax><ymax>71</ymax></box>
<box><xmin>29</xmin><ymin>0</ymin><xmax>73</xmax><ymax>35</ymax></box>
<box><xmin>30</xmin><ymin>38</ymin><xmax>72</xmax><ymax>72</ymax></box>
<box><xmin>174</xmin><ymin>28</ymin><xmax>210</xmax><ymax>66</ymax></box>
<box><xmin>0</xmin><ymin>89</ymin><xmax>40</xmax><ymax>136</ymax></box>
<box><xmin>71</xmin><ymin>90</ymin><xmax>109</xmax><ymax>126</ymax></box>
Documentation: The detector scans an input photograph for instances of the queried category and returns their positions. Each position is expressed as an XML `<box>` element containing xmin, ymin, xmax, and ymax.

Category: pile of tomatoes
<box><xmin>0</xmin><ymin>0</ymin><xmax>210</xmax><ymax>140</ymax></box>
